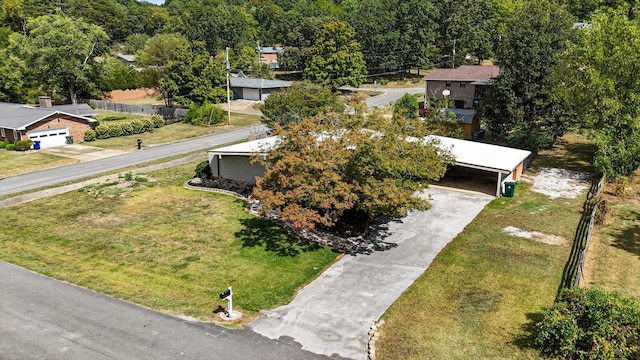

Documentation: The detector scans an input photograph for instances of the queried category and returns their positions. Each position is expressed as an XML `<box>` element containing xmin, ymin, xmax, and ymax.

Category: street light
<box><xmin>442</xmin><ymin>89</ymin><xmax>450</xmax><ymax>109</ymax></box>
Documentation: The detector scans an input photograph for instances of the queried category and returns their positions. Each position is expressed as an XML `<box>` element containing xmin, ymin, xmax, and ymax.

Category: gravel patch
<box><xmin>525</xmin><ymin>168</ymin><xmax>590</xmax><ymax>199</ymax></box>
<box><xmin>503</xmin><ymin>226</ymin><xmax>568</xmax><ymax>246</ymax></box>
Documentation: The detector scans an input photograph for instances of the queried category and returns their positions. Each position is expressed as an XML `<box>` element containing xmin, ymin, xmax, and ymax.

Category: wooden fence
<box><xmin>558</xmin><ymin>175</ymin><xmax>605</xmax><ymax>294</ymax></box>
<box><xmin>81</xmin><ymin>99</ymin><xmax>187</xmax><ymax>122</ymax></box>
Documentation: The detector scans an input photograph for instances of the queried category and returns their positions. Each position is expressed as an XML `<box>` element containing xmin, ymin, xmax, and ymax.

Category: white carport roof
<box><xmin>208</xmin><ymin>136</ymin><xmax>279</xmax><ymax>157</ymax></box>
<box><xmin>209</xmin><ymin>135</ymin><xmax>531</xmax><ymax>174</ymax></box>
<box><xmin>429</xmin><ymin>135</ymin><xmax>531</xmax><ymax>173</ymax></box>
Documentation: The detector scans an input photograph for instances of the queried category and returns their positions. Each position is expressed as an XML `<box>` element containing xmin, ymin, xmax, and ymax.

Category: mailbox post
<box><xmin>136</xmin><ymin>139</ymin><xmax>142</xmax><ymax>149</ymax></box>
<box><xmin>219</xmin><ymin>285</ymin><xmax>241</xmax><ymax>320</ymax></box>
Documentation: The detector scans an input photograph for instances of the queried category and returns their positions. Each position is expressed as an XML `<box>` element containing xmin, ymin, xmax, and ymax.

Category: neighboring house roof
<box><xmin>230</xmin><ymin>77</ymin><xmax>292</xmax><ymax>89</ymax></box>
<box><xmin>445</xmin><ymin>108</ymin><xmax>476</xmax><ymax>125</ymax></box>
<box><xmin>0</xmin><ymin>102</ymin><xmax>97</xmax><ymax>131</ymax></box>
<box><xmin>209</xmin><ymin>134</ymin><xmax>531</xmax><ymax>174</ymax></box>
<box><xmin>115</xmin><ymin>54</ymin><xmax>137</xmax><ymax>62</ymax></box>
<box><xmin>422</xmin><ymin>65</ymin><xmax>500</xmax><ymax>82</ymax></box>
<box><xmin>258</xmin><ymin>46</ymin><xmax>284</xmax><ymax>54</ymax></box>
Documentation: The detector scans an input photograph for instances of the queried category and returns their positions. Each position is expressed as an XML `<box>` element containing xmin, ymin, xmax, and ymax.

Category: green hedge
<box><xmin>15</xmin><ymin>139</ymin><xmax>33</xmax><ymax>151</ymax></box>
<box><xmin>91</xmin><ymin>116</ymin><xmax>164</xmax><ymax>141</ymax></box>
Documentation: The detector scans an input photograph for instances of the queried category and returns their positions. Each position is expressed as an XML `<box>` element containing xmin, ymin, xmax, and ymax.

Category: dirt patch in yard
<box><xmin>503</xmin><ymin>226</ymin><xmax>569</xmax><ymax>246</ymax></box>
<box><xmin>523</xmin><ymin>168</ymin><xmax>590</xmax><ymax>199</ymax></box>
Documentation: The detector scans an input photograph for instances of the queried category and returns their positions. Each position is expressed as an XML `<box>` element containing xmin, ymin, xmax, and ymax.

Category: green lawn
<box><xmin>0</xmin><ymin>161</ymin><xmax>338</xmax><ymax>322</ymax></box>
<box><xmin>0</xmin><ymin>149</ymin><xmax>77</xmax><ymax>178</ymax></box>
<box><xmin>585</xmin><ymin>171</ymin><xmax>640</xmax><ymax>300</ymax></box>
<box><xmin>377</xmin><ymin>134</ymin><xmax>595</xmax><ymax>359</ymax></box>
<box><xmin>88</xmin><ymin>111</ymin><xmax>261</xmax><ymax>151</ymax></box>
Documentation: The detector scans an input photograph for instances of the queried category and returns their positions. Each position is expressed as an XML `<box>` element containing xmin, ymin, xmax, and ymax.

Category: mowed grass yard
<box><xmin>0</xmin><ymin>161</ymin><xmax>338</xmax><ymax>322</ymax></box>
<box><xmin>377</xmin><ymin>135</ymin><xmax>596</xmax><ymax>359</ymax></box>
<box><xmin>91</xmin><ymin>111</ymin><xmax>262</xmax><ymax>151</ymax></box>
<box><xmin>0</xmin><ymin>150</ymin><xmax>77</xmax><ymax>178</ymax></box>
<box><xmin>585</xmin><ymin>170</ymin><xmax>640</xmax><ymax>300</ymax></box>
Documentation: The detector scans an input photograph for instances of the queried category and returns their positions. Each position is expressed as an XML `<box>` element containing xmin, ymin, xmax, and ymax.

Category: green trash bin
<box><xmin>503</xmin><ymin>181</ymin><xmax>517</xmax><ymax>197</ymax></box>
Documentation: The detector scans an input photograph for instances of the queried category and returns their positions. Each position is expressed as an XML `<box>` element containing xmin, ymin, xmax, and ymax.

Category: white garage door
<box><xmin>243</xmin><ymin>88</ymin><xmax>260</xmax><ymax>101</ymax></box>
<box><xmin>28</xmin><ymin>127</ymin><xmax>69</xmax><ymax>148</ymax></box>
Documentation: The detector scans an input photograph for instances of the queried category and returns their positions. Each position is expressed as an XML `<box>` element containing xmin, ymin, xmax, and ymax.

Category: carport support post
<box><xmin>496</xmin><ymin>172</ymin><xmax>502</xmax><ymax>197</ymax></box>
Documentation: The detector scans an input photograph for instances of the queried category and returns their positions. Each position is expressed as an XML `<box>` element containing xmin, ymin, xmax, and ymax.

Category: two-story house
<box><xmin>422</xmin><ymin>65</ymin><xmax>500</xmax><ymax>139</ymax></box>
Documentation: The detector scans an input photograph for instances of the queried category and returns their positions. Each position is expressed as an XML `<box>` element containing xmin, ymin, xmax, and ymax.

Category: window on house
<box><xmin>445</xmin><ymin>81</ymin><xmax>452</xmax><ymax>86</ymax></box>
<box><xmin>460</xmin><ymin>81</ymin><xmax>467</xmax><ymax>88</ymax></box>
<box><xmin>13</xmin><ymin>129</ymin><xmax>18</xmax><ymax>140</ymax></box>
<box><xmin>0</xmin><ymin>128</ymin><xmax>4</xmax><ymax>137</ymax></box>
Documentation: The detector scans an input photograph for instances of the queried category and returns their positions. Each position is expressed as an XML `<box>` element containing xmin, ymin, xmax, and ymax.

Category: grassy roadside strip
<box><xmin>0</xmin><ymin>150</ymin><xmax>77</xmax><ymax>178</ymax></box>
<box><xmin>0</xmin><ymin>137</ymin><xmax>253</xmax><ymax>204</ymax></box>
<box><xmin>0</xmin><ymin>161</ymin><xmax>339</xmax><ymax>324</ymax></box>
<box><xmin>90</xmin><ymin>112</ymin><xmax>261</xmax><ymax>151</ymax></box>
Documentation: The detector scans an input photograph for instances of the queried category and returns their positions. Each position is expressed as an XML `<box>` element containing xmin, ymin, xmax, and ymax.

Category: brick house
<box><xmin>422</xmin><ymin>65</ymin><xmax>500</xmax><ymax>139</ymax></box>
<box><xmin>0</xmin><ymin>97</ymin><xmax>97</xmax><ymax>148</ymax></box>
<box><xmin>423</xmin><ymin>65</ymin><xmax>500</xmax><ymax>109</ymax></box>
<box><xmin>257</xmin><ymin>46</ymin><xmax>284</xmax><ymax>69</ymax></box>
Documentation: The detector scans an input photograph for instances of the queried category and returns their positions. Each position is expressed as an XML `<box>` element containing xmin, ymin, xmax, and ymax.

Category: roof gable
<box><xmin>230</xmin><ymin>77</ymin><xmax>292</xmax><ymax>89</ymax></box>
<box><xmin>0</xmin><ymin>102</ymin><xmax>96</xmax><ymax>131</ymax></box>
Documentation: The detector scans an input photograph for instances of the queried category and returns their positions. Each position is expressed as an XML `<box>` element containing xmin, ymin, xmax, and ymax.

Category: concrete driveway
<box><xmin>41</xmin><ymin>144</ymin><xmax>129</xmax><ymax>162</ymax></box>
<box><xmin>249</xmin><ymin>186</ymin><xmax>493</xmax><ymax>359</ymax></box>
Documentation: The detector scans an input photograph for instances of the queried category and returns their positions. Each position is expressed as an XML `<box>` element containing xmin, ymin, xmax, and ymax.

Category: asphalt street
<box><xmin>0</xmin><ymin>261</ymin><xmax>330</xmax><ymax>360</ymax></box>
<box><xmin>0</xmin><ymin>124</ymin><xmax>267</xmax><ymax>197</ymax></box>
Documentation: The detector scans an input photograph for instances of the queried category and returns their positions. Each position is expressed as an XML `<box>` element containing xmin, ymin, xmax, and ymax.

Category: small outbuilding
<box><xmin>207</xmin><ymin>135</ymin><xmax>531</xmax><ymax>197</ymax></box>
<box><xmin>230</xmin><ymin>76</ymin><xmax>292</xmax><ymax>101</ymax></box>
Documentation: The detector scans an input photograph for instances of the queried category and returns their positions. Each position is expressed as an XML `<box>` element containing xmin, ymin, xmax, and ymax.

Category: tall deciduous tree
<box><xmin>259</xmin><ymin>81</ymin><xmax>344</xmax><ymax>129</ymax></box>
<box><xmin>252</xmin><ymin>111</ymin><xmax>453</xmax><ymax>230</ymax></box>
<box><xmin>344</xmin><ymin>0</ymin><xmax>438</xmax><ymax>73</ymax></box>
<box><xmin>159</xmin><ymin>42</ymin><xmax>226</xmax><ymax>106</ymax></box>
<box><xmin>484</xmin><ymin>0</ymin><xmax>575</xmax><ymax>150</ymax></box>
<box><xmin>136</xmin><ymin>33</ymin><xmax>190</xmax><ymax>68</ymax></box>
<box><xmin>9</xmin><ymin>14</ymin><xmax>108</xmax><ymax>104</ymax></box>
<box><xmin>553</xmin><ymin>8</ymin><xmax>640</xmax><ymax>179</ymax></box>
<box><xmin>304</xmin><ymin>21</ymin><xmax>367</xmax><ymax>88</ymax></box>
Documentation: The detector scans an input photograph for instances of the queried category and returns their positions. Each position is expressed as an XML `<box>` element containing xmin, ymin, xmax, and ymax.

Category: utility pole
<box><xmin>226</xmin><ymin>47</ymin><xmax>231</xmax><ymax>126</ymax></box>
<box><xmin>451</xmin><ymin>39</ymin><xmax>456</xmax><ymax>69</ymax></box>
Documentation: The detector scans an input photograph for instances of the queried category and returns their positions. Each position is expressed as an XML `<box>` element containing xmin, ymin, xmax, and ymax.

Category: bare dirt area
<box><xmin>523</xmin><ymin>167</ymin><xmax>591</xmax><ymax>199</ymax></box>
<box><xmin>503</xmin><ymin>225</ymin><xmax>569</xmax><ymax>246</ymax></box>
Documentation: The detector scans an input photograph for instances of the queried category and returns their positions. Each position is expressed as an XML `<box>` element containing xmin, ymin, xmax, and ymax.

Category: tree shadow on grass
<box><xmin>611</xmin><ymin>209</ymin><xmax>640</xmax><ymax>258</ymax></box>
<box><xmin>235</xmin><ymin>217</ymin><xmax>323</xmax><ymax>257</ymax></box>
<box><xmin>531</xmin><ymin>140</ymin><xmax>597</xmax><ymax>173</ymax></box>
<box><xmin>512</xmin><ymin>312</ymin><xmax>545</xmax><ymax>352</ymax></box>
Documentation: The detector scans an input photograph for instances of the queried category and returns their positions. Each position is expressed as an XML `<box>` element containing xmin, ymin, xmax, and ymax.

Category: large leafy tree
<box><xmin>9</xmin><ymin>14</ymin><xmax>108</xmax><ymax>104</ymax></box>
<box><xmin>434</xmin><ymin>0</ymin><xmax>498</xmax><ymax>65</ymax></box>
<box><xmin>553</xmin><ymin>8</ymin><xmax>640</xmax><ymax>179</ymax></box>
<box><xmin>304</xmin><ymin>21</ymin><xmax>367</xmax><ymax>88</ymax></box>
<box><xmin>159</xmin><ymin>42</ymin><xmax>226</xmax><ymax>106</ymax></box>
<box><xmin>136</xmin><ymin>33</ymin><xmax>190</xmax><ymax>68</ymax></box>
<box><xmin>484</xmin><ymin>0</ymin><xmax>575</xmax><ymax>150</ymax></box>
<box><xmin>252</xmin><ymin>111</ymin><xmax>453</xmax><ymax>230</ymax></box>
<box><xmin>259</xmin><ymin>81</ymin><xmax>344</xmax><ymax>129</ymax></box>
<box><xmin>344</xmin><ymin>0</ymin><xmax>438</xmax><ymax>73</ymax></box>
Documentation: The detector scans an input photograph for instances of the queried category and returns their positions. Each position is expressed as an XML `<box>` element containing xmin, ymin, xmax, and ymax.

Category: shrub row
<box><xmin>1</xmin><ymin>139</ymin><xmax>33</xmax><ymax>151</ymax></box>
<box><xmin>85</xmin><ymin>114</ymin><xmax>164</xmax><ymax>141</ymax></box>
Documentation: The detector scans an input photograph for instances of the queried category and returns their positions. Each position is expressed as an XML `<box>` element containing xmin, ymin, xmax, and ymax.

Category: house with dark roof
<box><xmin>230</xmin><ymin>74</ymin><xmax>292</xmax><ymax>101</ymax></box>
<box><xmin>0</xmin><ymin>97</ymin><xmax>97</xmax><ymax>148</ymax></box>
<box><xmin>423</xmin><ymin>65</ymin><xmax>500</xmax><ymax>109</ymax></box>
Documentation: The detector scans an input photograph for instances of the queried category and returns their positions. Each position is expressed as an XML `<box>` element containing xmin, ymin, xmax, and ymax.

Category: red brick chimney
<box><xmin>39</xmin><ymin>96</ymin><xmax>52</xmax><ymax>107</ymax></box>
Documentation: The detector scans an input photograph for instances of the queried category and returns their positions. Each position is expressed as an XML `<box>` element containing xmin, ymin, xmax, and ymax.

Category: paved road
<box><xmin>365</xmin><ymin>87</ymin><xmax>424</xmax><ymax>109</ymax></box>
<box><xmin>250</xmin><ymin>187</ymin><xmax>493</xmax><ymax>359</ymax></box>
<box><xmin>0</xmin><ymin>261</ymin><xmax>330</xmax><ymax>360</ymax></box>
<box><xmin>0</xmin><ymin>125</ymin><xmax>267</xmax><ymax>197</ymax></box>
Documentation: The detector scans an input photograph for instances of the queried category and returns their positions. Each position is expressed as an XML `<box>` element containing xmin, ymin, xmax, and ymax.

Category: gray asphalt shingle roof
<box><xmin>0</xmin><ymin>102</ymin><xmax>96</xmax><ymax>130</ymax></box>
<box><xmin>230</xmin><ymin>77</ymin><xmax>292</xmax><ymax>89</ymax></box>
